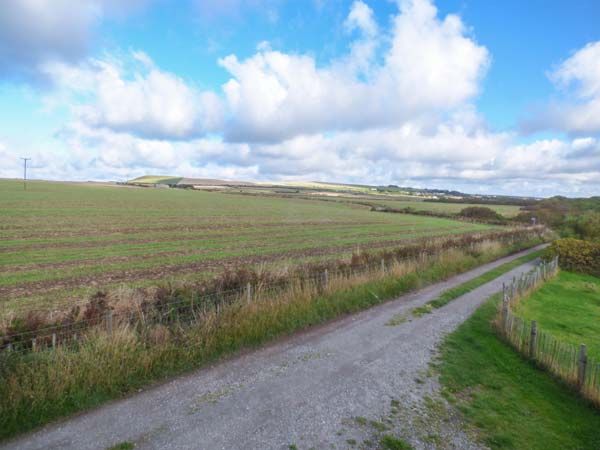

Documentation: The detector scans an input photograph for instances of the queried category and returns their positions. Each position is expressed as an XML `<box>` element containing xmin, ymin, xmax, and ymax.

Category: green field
<box><xmin>0</xmin><ymin>179</ymin><xmax>495</xmax><ymax>310</ymax></box>
<box><xmin>514</xmin><ymin>270</ymin><xmax>600</xmax><ymax>360</ymax></box>
<box><xmin>439</xmin><ymin>295</ymin><xmax>600</xmax><ymax>450</ymax></box>
<box><xmin>363</xmin><ymin>198</ymin><xmax>522</xmax><ymax>217</ymax></box>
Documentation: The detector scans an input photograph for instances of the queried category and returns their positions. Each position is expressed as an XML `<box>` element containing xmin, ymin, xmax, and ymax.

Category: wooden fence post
<box><xmin>52</xmin><ymin>333</ymin><xmax>57</xmax><ymax>349</ymax></box>
<box><xmin>31</xmin><ymin>338</ymin><xmax>36</xmax><ymax>352</ymax></box>
<box><xmin>381</xmin><ymin>258</ymin><xmax>385</xmax><ymax>274</ymax></box>
<box><xmin>578</xmin><ymin>344</ymin><xmax>588</xmax><ymax>389</ymax></box>
<box><xmin>323</xmin><ymin>269</ymin><xmax>329</xmax><ymax>289</ymax></box>
<box><xmin>529</xmin><ymin>320</ymin><xmax>537</xmax><ymax>359</ymax></box>
<box><xmin>246</xmin><ymin>282</ymin><xmax>252</xmax><ymax>304</ymax></box>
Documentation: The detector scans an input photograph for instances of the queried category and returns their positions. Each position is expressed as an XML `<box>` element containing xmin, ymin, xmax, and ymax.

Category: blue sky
<box><xmin>1</xmin><ymin>0</ymin><xmax>600</xmax><ymax>196</ymax></box>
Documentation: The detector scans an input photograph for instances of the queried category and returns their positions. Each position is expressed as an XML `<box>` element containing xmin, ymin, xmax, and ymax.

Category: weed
<box><xmin>385</xmin><ymin>313</ymin><xmax>409</xmax><ymax>326</ymax></box>
<box><xmin>379</xmin><ymin>435</ymin><xmax>413</xmax><ymax>450</ymax></box>
<box><xmin>354</xmin><ymin>416</ymin><xmax>368</xmax><ymax>426</ymax></box>
<box><xmin>369</xmin><ymin>420</ymin><xmax>388</xmax><ymax>432</ymax></box>
<box><xmin>106</xmin><ymin>443</ymin><xmax>135</xmax><ymax>450</ymax></box>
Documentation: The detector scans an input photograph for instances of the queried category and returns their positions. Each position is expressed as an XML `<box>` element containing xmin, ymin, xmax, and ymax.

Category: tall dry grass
<box><xmin>0</xmin><ymin>230</ymin><xmax>546</xmax><ymax>439</ymax></box>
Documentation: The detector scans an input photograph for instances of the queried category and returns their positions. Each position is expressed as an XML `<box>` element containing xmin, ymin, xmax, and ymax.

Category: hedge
<box><xmin>547</xmin><ymin>238</ymin><xmax>600</xmax><ymax>276</ymax></box>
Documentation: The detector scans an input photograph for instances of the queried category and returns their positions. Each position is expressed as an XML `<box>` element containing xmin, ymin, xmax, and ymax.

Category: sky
<box><xmin>1</xmin><ymin>0</ymin><xmax>600</xmax><ymax>197</ymax></box>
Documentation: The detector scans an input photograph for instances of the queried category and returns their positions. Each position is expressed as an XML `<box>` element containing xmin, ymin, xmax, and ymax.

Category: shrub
<box><xmin>546</xmin><ymin>238</ymin><xmax>600</xmax><ymax>276</ymax></box>
<box><xmin>459</xmin><ymin>206</ymin><xmax>504</xmax><ymax>222</ymax></box>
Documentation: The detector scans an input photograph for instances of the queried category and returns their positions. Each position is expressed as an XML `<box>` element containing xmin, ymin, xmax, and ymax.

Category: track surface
<box><xmin>2</xmin><ymin>246</ymin><xmax>545</xmax><ymax>450</ymax></box>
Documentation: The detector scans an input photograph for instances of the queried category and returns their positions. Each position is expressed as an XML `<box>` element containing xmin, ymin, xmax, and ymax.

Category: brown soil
<box><xmin>0</xmin><ymin>234</ymin><xmax>454</xmax><ymax>301</ymax></box>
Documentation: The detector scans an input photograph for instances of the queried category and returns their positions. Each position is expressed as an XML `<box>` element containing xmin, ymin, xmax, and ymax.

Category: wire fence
<box><xmin>0</xmin><ymin>227</ymin><xmax>543</xmax><ymax>356</ymax></box>
<box><xmin>497</xmin><ymin>257</ymin><xmax>600</xmax><ymax>407</ymax></box>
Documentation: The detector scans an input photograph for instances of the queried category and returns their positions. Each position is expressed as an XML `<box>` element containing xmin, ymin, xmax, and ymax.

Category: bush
<box><xmin>547</xmin><ymin>238</ymin><xmax>600</xmax><ymax>276</ymax></box>
<box><xmin>561</xmin><ymin>212</ymin><xmax>600</xmax><ymax>241</ymax></box>
<box><xmin>459</xmin><ymin>206</ymin><xmax>504</xmax><ymax>222</ymax></box>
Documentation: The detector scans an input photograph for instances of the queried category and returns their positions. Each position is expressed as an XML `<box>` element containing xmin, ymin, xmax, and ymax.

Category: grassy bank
<box><xmin>514</xmin><ymin>270</ymin><xmax>600</xmax><ymax>360</ymax></box>
<box><xmin>438</xmin><ymin>295</ymin><xmax>600</xmax><ymax>450</ymax></box>
<box><xmin>0</xmin><ymin>235</ymin><xmax>543</xmax><ymax>440</ymax></box>
<box><xmin>411</xmin><ymin>249</ymin><xmax>543</xmax><ymax>316</ymax></box>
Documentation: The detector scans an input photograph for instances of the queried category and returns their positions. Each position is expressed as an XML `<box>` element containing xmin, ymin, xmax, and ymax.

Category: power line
<box><xmin>20</xmin><ymin>157</ymin><xmax>31</xmax><ymax>191</ymax></box>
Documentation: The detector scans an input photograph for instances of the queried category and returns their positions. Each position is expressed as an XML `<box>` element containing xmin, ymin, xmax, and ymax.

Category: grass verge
<box><xmin>513</xmin><ymin>270</ymin><xmax>600</xmax><ymax>360</ymax></box>
<box><xmin>412</xmin><ymin>249</ymin><xmax>543</xmax><ymax>317</ymax></box>
<box><xmin>0</xmin><ymin>238</ymin><xmax>543</xmax><ymax>441</ymax></box>
<box><xmin>438</xmin><ymin>294</ymin><xmax>600</xmax><ymax>450</ymax></box>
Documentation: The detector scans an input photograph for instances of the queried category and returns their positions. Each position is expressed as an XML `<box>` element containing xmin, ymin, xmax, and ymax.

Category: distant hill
<box><xmin>126</xmin><ymin>175</ymin><xmax>537</xmax><ymax>206</ymax></box>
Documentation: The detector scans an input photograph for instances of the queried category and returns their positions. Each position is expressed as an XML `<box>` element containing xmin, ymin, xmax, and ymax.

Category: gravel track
<box><xmin>1</xmin><ymin>245</ymin><xmax>545</xmax><ymax>450</ymax></box>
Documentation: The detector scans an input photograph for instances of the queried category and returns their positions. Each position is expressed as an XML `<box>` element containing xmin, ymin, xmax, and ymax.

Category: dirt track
<box><xmin>1</xmin><ymin>245</ymin><xmax>544</xmax><ymax>450</ymax></box>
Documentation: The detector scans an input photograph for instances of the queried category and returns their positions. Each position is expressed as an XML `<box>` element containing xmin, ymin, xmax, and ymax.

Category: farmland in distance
<box><xmin>0</xmin><ymin>179</ymin><xmax>497</xmax><ymax>311</ymax></box>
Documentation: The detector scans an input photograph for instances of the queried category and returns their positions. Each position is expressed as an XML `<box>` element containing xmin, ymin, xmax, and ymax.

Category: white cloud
<box><xmin>524</xmin><ymin>41</ymin><xmax>600</xmax><ymax>134</ymax></box>
<box><xmin>219</xmin><ymin>0</ymin><xmax>489</xmax><ymax>142</ymax></box>
<box><xmin>0</xmin><ymin>0</ymin><xmax>149</xmax><ymax>81</ymax></box>
<box><xmin>551</xmin><ymin>41</ymin><xmax>600</xmax><ymax>99</ymax></box>
<box><xmin>4</xmin><ymin>109</ymin><xmax>594</xmax><ymax>197</ymax></box>
<box><xmin>43</xmin><ymin>53</ymin><xmax>224</xmax><ymax>140</ymax></box>
<box><xmin>344</xmin><ymin>1</ymin><xmax>378</xmax><ymax>37</ymax></box>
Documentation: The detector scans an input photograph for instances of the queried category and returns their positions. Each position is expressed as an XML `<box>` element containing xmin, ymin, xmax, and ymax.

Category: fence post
<box><xmin>52</xmin><ymin>333</ymin><xmax>57</xmax><ymax>349</ymax></box>
<box><xmin>246</xmin><ymin>282</ymin><xmax>252</xmax><ymax>304</ymax></box>
<box><xmin>381</xmin><ymin>258</ymin><xmax>385</xmax><ymax>274</ymax></box>
<box><xmin>106</xmin><ymin>310</ymin><xmax>113</xmax><ymax>335</ymax></box>
<box><xmin>511</xmin><ymin>277</ymin><xmax>515</xmax><ymax>299</ymax></box>
<box><xmin>529</xmin><ymin>320</ymin><xmax>537</xmax><ymax>359</ymax></box>
<box><xmin>323</xmin><ymin>269</ymin><xmax>329</xmax><ymax>289</ymax></box>
<box><xmin>32</xmin><ymin>338</ymin><xmax>36</xmax><ymax>352</ymax></box>
<box><xmin>578</xmin><ymin>344</ymin><xmax>588</xmax><ymax>390</ymax></box>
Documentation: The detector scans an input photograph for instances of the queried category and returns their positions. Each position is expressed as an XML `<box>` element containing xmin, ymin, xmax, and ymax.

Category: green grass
<box><xmin>106</xmin><ymin>442</ymin><xmax>135</xmax><ymax>450</ymax></box>
<box><xmin>411</xmin><ymin>249</ymin><xmax>543</xmax><ymax>316</ymax></box>
<box><xmin>362</xmin><ymin>198</ymin><xmax>522</xmax><ymax>217</ymax></box>
<box><xmin>438</xmin><ymin>294</ymin><xmax>600</xmax><ymax>450</ymax></box>
<box><xmin>379</xmin><ymin>435</ymin><xmax>414</xmax><ymax>450</ymax></box>
<box><xmin>0</xmin><ymin>179</ymin><xmax>494</xmax><ymax>308</ymax></box>
<box><xmin>514</xmin><ymin>271</ymin><xmax>600</xmax><ymax>360</ymax></box>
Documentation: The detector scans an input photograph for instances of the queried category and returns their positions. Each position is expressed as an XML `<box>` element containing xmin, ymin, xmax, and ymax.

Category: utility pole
<box><xmin>21</xmin><ymin>157</ymin><xmax>31</xmax><ymax>190</ymax></box>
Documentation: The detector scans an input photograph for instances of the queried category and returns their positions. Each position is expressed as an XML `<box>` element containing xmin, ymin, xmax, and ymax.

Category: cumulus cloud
<box><xmin>0</xmin><ymin>0</ymin><xmax>148</xmax><ymax>82</ymax></box>
<box><xmin>219</xmin><ymin>0</ymin><xmax>489</xmax><ymax>142</ymax></box>
<box><xmin>43</xmin><ymin>53</ymin><xmax>224</xmax><ymax>140</ymax></box>
<box><xmin>3</xmin><ymin>0</ymin><xmax>599</xmax><ymax>197</ymax></box>
<box><xmin>523</xmin><ymin>41</ymin><xmax>600</xmax><ymax>135</ymax></box>
<box><xmin>344</xmin><ymin>1</ymin><xmax>378</xmax><ymax>37</ymax></box>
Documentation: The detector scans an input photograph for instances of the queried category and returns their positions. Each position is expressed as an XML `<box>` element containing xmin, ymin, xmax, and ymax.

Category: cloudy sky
<box><xmin>1</xmin><ymin>0</ymin><xmax>599</xmax><ymax>197</ymax></box>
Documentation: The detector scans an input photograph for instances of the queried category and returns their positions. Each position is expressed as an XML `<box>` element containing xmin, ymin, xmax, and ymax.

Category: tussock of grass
<box><xmin>438</xmin><ymin>295</ymin><xmax>600</xmax><ymax>450</ymax></box>
<box><xmin>106</xmin><ymin>442</ymin><xmax>135</xmax><ymax>450</ymax></box>
<box><xmin>0</xmin><ymin>237</ymin><xmax>543</xmax><ymax>440</ymax></box>
<box><xmin>380</xmin><ymin>435</ymin><xmax>414</xmax><ymax>449</ymax></box>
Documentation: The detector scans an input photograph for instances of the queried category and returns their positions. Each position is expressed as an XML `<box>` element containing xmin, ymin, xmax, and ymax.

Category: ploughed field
<box><xmin>0</xmin><ymin>179</ymin><xmax>495</xmax><ymax>311</ymax></box>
